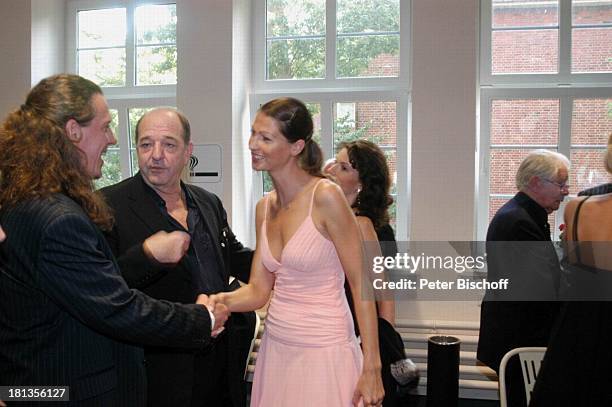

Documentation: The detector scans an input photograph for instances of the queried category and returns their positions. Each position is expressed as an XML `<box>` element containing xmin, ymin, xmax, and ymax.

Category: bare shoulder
<box><xmin>356</xmin><ymin>215</ymin><xmax>374</xmax><ymax>230</ymax></box>
<box><xmin>255</xmin><ymin>195</ymin><xmax>269</xmax><ymax>225</ymax></box>
<box><xmin>313</xmin><ymin>178</ymin><xmax>346</xmax><ymax>209</ymax></box>
<box><xmin>356</xmin><ymin>215</ymin><xmax>378</xmax><ymax>241</ymax></box>
<box><xmin>564</xmin><ymin>196</ymin><xmax>585</xmax><ymax>213</ymax></box>
<box><xmin>564</xmin><ymin>196</ymin><xmax>588</xmax><ymax>223</ymax></box>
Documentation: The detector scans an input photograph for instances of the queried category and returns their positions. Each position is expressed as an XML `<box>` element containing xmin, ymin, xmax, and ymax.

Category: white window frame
<box><xmin>250</xmin><ymin>0</ymin><xmax>412</xmax><ymax>241</ymax></box>
<box><xmin>480</xmin><ymin>0</ymin><xmax>612</xmax><ymax>86</ymax></box>
<box><xmin>253</xmin><ymin>0</ymin><xmax>411</xmax><ymax>91</ymax></box>
<box><xmin>66</xmin><ymin>0</ymin><xmax>177</xmax><ymax>181</ymax></box>
<box><xmin>478</xmin><ymin>0</ymin><xmax>612</xmax><ymax>240</ymax></box>
<box><xmin>478</xmin><ymin>87</ymin><xmax>612</xmax><ymax>239</ymax></box>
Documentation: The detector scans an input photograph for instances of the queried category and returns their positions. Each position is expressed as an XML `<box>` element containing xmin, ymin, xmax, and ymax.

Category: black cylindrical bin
<box><xmin>426</xmin><ymin>335</ymin><xmax>460</xmax><ymax>407</ymax></box>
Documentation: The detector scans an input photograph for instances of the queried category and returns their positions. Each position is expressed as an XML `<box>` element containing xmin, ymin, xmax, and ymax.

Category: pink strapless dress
<box><xmin>250</xmin><ymin>181</ymin><xmax>363</xmax><ymax>407</ymax></box>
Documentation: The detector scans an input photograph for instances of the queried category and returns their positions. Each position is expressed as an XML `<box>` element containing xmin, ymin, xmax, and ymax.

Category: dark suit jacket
<box><xmin>0</xmin><ymin>194</ymin><xmax>211</xmax><ymax>407</ymax></box>
<box><xmin>477</xmin><ymin>192</ymin><xmax>561</xmax><ymax>372</ymax></box>
<box><xmin>101</xmin><ymin>173</ymin><xmax>253</xmax><ymax>407</ymax></box>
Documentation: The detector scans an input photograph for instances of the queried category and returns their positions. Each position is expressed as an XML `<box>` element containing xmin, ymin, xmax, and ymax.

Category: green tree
<box><xmin>137</xmin><ymin>5</ymin><xmax>177</xmax><ymax>85</ymax></box>
<box><xmin>266</xmin><ymin>0</ymin><xmax>400</xmax><ymax>79</ymax></box>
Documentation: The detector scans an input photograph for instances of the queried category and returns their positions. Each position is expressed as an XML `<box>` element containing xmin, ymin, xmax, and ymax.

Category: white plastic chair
<box><xmin>244</xmin><ymin>311</ymin><xmax>261</xmax><ymax>379</ymax></box>
<box><xmin>498</xmin><ymin>347</ymin><xmax>546</xmax><ymax>407</ymax></box>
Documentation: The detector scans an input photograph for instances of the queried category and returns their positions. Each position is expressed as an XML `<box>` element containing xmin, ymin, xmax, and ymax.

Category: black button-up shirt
<box><xmin>143</xmin><ymin>181</ymin><xmax>226</xmax><ymax>296</ymax></box>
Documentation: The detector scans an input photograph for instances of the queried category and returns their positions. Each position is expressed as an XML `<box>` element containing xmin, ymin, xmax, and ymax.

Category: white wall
<box><xmin>177</xmin><ymin>0</ymin><xmax>234</xmax><ymax>212</ymax></box>
<box><xmin>231</xmin><ymin>0</ymin><xmax>255</xmax><ymax>246</ymax></box>
<box><xmin>31</xmin><ymin>0</ymin><xmax>65</xmax><ymax>85</ymax></box>
<box><xmin>0</xmin><ymin>0</ymin><xmax>31</xmax><ymax>119</ymax></box>
<box><xmin>398</xmin><ymin>0</ymin><xmax>480</xmax><ymax>323</ymax></box>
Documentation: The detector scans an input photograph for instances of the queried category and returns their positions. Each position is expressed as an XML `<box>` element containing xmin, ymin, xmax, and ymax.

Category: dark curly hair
<box><xmin>259</xmin><ymin>97</ymin><xmax>323</xmax><ymax>176</ymax></box>
<box><xmin>338</xmin><ymin>139</ymin><xmax>393</xmax><ymax>229</ymax></box>
<box><xmin>0</xmin><ymin>74</ymin><xmax>113</xmax><ymax>230</ymax></box>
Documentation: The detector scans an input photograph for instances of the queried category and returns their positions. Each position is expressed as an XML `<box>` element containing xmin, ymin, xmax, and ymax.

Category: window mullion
<box><xmin>326</xmin><ymin>0</ymin><xmax>336</xmax><ymax>82</ymax></box>
<box><xmin>118</xmin><ymin>106</ymin><xmax>132</xmax><ymax>179</ymax></box>
<box><xmin>320</xmin><ymin>99</ymin><xmax>334</xmax><ymax>159</ymax></box>
<box><xmin>479</xmin><ymin>0</ymin><xmax>493</xmax><ymax>85</ymax></box>
<box><xmin>558</xmin><ymin>95</ymin><xmax>572</xmax><ymax>157</ymax></box>
<box><xmin>126</xmin><ymin>0</ymin><xmax>136</xmax><ymax>88</ymax></box>
<box><xmin>558</xmin><ymin>0</ymin><xmax>572</xmax><ymax>80</ymax></box>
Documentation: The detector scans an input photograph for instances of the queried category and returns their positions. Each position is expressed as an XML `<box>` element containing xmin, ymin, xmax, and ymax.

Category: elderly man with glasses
<box><xmin>477</xmin><ymin>149</ymin><xmax>570</xmax><ymax>407</ymax></box>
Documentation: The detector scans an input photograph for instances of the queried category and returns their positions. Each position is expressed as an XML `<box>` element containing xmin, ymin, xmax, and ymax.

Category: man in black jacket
<box><xmin>102</xmin><ymin>108</ymin><xmax>254</xmax><ymax>407</ymax></box>
<box><xmin>478</xmin><ymin>149</ymin><xmax>569</xmax><ymax>406</ymax></box>
<box><xmin>0</xmin><ymin>74</ymin><xmax>227</xmax><ymax>406</ymax></box>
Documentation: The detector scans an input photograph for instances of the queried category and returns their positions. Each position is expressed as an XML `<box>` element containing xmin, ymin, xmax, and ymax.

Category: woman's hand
<box><xmin>352</xmin><ymin>365</ymin><xmax>384</xmax><ymax>407</ymax></box>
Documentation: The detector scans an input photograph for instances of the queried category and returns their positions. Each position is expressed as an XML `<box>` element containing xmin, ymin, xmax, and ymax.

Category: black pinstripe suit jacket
<box><xmin>0</xmin><ymin>194</ymin><xmax>212</xmax><ymax>406</ymax></box>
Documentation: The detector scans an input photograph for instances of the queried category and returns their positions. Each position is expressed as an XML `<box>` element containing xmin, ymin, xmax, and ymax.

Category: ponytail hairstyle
<box><xmin>258</xmin><ymin>97</ymin><xmax>323</xmax><ymax>176</ymax></box>
<box><xmin>0</xmin><ymin>74</ymin><xmax>113</xmax><ymax>230</ymax></box>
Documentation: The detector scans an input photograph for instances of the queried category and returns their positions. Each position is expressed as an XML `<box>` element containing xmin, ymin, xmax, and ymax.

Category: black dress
<box><xmin>346</xmin><ymin>222</ymin><xmax>408</xmax><ymax>406</ymax></box>
<box><xmin>530</xmin><ymin>197</ymin><xmax>612</xmax><ymax>406</ymax></box>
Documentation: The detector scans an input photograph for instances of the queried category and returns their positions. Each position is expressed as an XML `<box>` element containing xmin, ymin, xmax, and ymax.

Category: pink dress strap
<box><xmin>308</xmin><ymin>178</ymin><xmax>326</xmax><ymax>216</ymax></box>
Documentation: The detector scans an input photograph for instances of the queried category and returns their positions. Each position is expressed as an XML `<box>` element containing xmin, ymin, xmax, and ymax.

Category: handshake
<box><xmin>141</xmin><ymin>231</ymin><xmax>231</xmax><ymax>338</ymax></box>
<box><xmin>196</xmin><ymin>293</ymin><xmax>229</xmax><ymax>338</ymax></box>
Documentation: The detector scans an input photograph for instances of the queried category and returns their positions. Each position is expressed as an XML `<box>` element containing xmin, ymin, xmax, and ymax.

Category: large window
<box><xmin>68</xmin><ymin>0</ymin><xmax>177</xmax><ymax>187</ymax></box>
<box><xmin>252</xmin><ymin>0</ymin><xmax>410</xmax><ymax>238</ymax></box>
<box><xmin>478</xmin><ymin>0</ymin><xmax>612</xmax><ymax>239</ymax></box>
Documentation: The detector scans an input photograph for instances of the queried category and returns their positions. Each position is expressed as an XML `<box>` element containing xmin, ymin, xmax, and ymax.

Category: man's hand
<box><xmin>196</xmin><ymin>294</ymin><xmax>230</xmax><ymax>337</ymax></box>
<box><xmin>143</xmin><ymin>230</ymin><xmax>190</xmax><ymax>264</ymax></box>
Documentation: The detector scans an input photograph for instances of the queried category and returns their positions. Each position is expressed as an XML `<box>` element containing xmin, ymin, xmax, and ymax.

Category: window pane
<box><xmin>267</xmin><ymin>38</ymin><xmax>325</xmax><ymax>80</ymax></box>
<box><xmin>491</xmin><ymin>0</ymin><xmax>558</xmax><ymax>74</ymax></box>
<box><xmin>78</xmin><ymin>48</ymin><xmax>126</xmax><ymax>87</ymax></box>
<box><xmin>570</xmin><ymin>149</ymin><xmax>611</xmax><ymax>195</ymax></box>
<box><xmin>95</xmin><ymin>150</ymin><xmax>122</xmax><ymax>189</ymax></box>
<box><xmin>333</xmin><ymin>101</ymin><xmax>397</xmax><ymax>221</ymax></box>
<box><xmin>129</xmin><ymin>107</ymin><xmax>156</xmax><ymax>147</ymax></box>
<box><xmin>78</xmin><ymin>8</ymin><xmax>126</xmax><ymax>48</ymax></box>
<box><xmin>489</xmin><ymin>149</ymin><xmax>531</xmax><ymax>194</ymax></box>
<box><xmin>571</xmin><ymin>98</ymin><xmax>612</xmax><ymax>145</ymax></box>
<box><xmin>492</xmin><ymin>0</ymin><xmax>558</xmax><ymax>28</ymax></box>
<box><xmin>492</xmin><ymin>29</ymin><xmax>558</xmax><ymax>74</ymax></box>
<box><xmin>266</xmin><ymin>0</ymin><xmax>325</xmax><ymax>37</ymax></box>
<box><xmin>572</xmin><ymin>0</ymin><xmax>612</xmax><ymax>25</ymax></box>
<box><xmin>135</xmin><ymin>4</ymin><xmax>177</xmax><ymax>45</ymax></box>
<box><xmin>491</xmin><ymin>99</ymin><xmax>559</xmax><ymax>145</ymax></box>
<box><xmin>95</xmin><ymin>109</ymin><xmax>120</xmax><ymax>189</ymax></box>
<box><xmin>305</xmin><ymin>103</ymin><xmax>322</xmax><ymax>144</ymax></box>
<box><xmin>136</xmin><ymin>45</ymin><xmax>177</xmax><ymax>85</ymax></box>
<box><xmin>337</xmin><ymin>35</ymin><xmax>399</xmax><ymax>78</ymax></box>
<box><xmin>571</xmin><ymin>28</ymin><xmax>612</xmax><ymax>73</ymax></box>
<box><xmin>337</xmin><ymin>0</ymin><xmax>399</xmax><ymax>33</ymax></box>
<box><xmin>333</xmin><ymin>101</ymin><xmax>397</xmax><ymax>147</ymax></box>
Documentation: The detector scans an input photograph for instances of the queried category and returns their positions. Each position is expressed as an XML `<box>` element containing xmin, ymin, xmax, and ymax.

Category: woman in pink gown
<box><xmin>210</xmin><ymin>97</ymin><xmax>384</xmax><ymax>407</ymax></box>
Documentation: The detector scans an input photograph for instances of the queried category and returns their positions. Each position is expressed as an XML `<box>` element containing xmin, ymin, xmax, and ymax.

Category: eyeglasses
<box><xmin>543</xmin><ymin>178</ymin><xmax>570</xmax><ymax>191</ymax></box>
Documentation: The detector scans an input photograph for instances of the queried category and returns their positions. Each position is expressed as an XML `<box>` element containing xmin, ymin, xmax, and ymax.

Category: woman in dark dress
<box><xmin>530</xmin><ymin>133</ymin><xmax>612</xmax><ymax>406</ymax></box>
<box><xmin>325</xmin><ymin>139</ymin><xmax>405</xmax><ymax>406</ymax></box>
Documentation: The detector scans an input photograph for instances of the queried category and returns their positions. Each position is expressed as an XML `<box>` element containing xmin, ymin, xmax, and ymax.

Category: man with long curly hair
<box><xmin>0</xmin><ymin>74</ymin><xmax>228</xmax><ymax>406</ymax></box>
